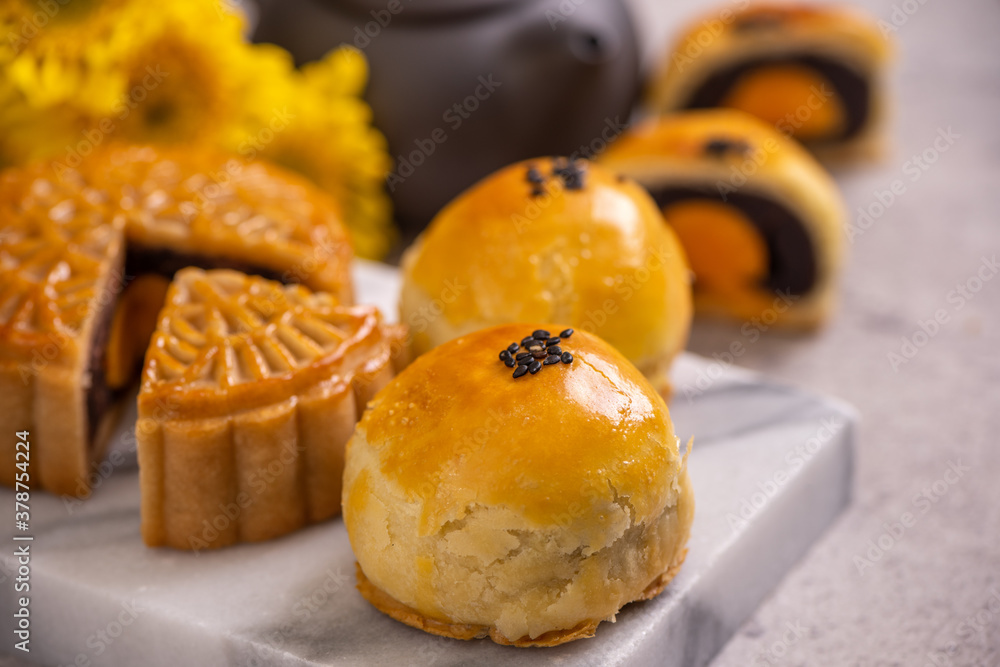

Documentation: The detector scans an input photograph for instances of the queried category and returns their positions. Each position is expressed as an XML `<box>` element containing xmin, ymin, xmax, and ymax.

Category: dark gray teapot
<box><xmin>254</xmin><ymin>0</ymin><xmax>641</xmax><ymax>234</ymax></box>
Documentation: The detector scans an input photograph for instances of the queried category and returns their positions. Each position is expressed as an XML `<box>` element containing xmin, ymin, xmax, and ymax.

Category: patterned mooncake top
<box><xmin>140</xmin><ymin>268</ymin><xmax>392</xmax><ymax>416</ymax></box>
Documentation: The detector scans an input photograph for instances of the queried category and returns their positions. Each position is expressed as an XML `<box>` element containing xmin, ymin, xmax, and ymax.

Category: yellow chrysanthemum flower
<box><xmin>0</xmin><ymin>91</ymin><xmax>89</xmax><ymax>167</ymax></box>
<box><xmin>112</xmin><ymin>12</ymin><xmax>246</xmax><ymax>146</ymax></box>
<box><xmin>1</xmin><ymin>0</ymin><xmax>143</xmax><ymax>114</ymax></box>
<box><xmin>233</xmin><ymin>47</ymin><xmax>395</xmax><ymax>259</ymax></box>
<box><xmin>0</xmin><ymin>129</ymin><xmax>29</xmax><ymax>170</ymax></box>
<box><xmin>0</xmin><ymin>0</ymin><xmax>396</xmax><ymax>257</ymax></box>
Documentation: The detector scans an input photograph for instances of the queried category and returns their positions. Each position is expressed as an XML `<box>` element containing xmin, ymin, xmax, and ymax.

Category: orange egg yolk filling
<box><xmin>662</xmin><ymin>199</ymin><xmax>768</xmax><ymax>298</ymax></box>
<box><xmin>720</xmin><ymin>63</ymin><xmax>846</xmax><ymax>141</ymax></box>
<box><xmin>105</xmin><ymin>274</ymin><xmax>170</xmax><ymax>390</ymax></box>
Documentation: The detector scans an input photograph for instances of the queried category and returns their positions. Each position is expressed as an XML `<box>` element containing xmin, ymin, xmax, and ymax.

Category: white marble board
<box><xmin>0</xmin><ymin>260</ymin><xmax>856</xmax><ymax>666</ymax></box>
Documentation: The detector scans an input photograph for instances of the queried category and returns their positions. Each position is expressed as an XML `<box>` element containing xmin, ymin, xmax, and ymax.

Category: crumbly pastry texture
<box><xmin>0</xmin><ymin>145</ymin><xmax>355</xmax><ymax>496</ymax></box>
<box><xmin>601</xmin><ymin>109</ymin><xmax>846</xmax><ymax>328</ymax></box>
<box><xmin>137</xmin><ymin>268</ymin><xmax>402</xmax><ymax>549</ymax></box>
<box><xmin>343</xmin><ymin>324</ymin><xmax>695</xmax><ymax>646</ymax></box>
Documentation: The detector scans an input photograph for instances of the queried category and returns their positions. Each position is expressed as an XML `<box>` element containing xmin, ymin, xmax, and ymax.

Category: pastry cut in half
<box><xmin>343</xmin><ymin>324</ymin><xmax>694</xmax><ymax>647</ymax></box>
<box><xmin>0</xmin><ymin>165</ymin><xmax>127</xmax><ymax>495</ymax></box>
<box><xmin>0</xmin><ymin>145</ymin><xmax>355</xmax><ymax>496</ymax></box>
<box><xmin>138</xmin><ymin>268</ymin><xmax>402</xmax><ymax>550</ymax></box>
<box><xmin>601</xmin><ymin>109</ymin><xmax>845</xmax><ymax>328</ymax></box>
<box><xmin>647</xmin><ymin>3</ymin><xmax>892</xmax><ymax>160</ymax></box>
<box><xmin>399</xmin><ymin>157</ymin><xmax>692</xmax><ymax>397</ymax></box>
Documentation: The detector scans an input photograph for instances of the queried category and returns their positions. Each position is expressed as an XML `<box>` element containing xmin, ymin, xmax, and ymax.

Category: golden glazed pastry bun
<box><xmin>399</xmin><ymin>158</ymin><xmax>692</xmax><ymax>396</ymax></box>
<box><xmin>343</xmin><ymin>324</ymin><xmax>694</xmax><ymax>647</ymax></box>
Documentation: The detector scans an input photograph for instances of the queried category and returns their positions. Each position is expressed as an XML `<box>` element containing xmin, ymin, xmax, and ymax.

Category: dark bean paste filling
<box><xmin>125</xmin><ymin>244</ymin><xmax>288</xmax><ymax>285</ymax></box>
<box><xmin>649</xmin><ymin>187</ymin><xmax>818</xmax><ymax>297</ymax></box>
<box><xmin>682</xmin><ymin>54</ymin><xmax>871</xmax><ymax>142</ymax></box>
<box><xmin>85</xmin><ymin>289</ymin><xmax>119</xmax><ymax>446</ymax></box>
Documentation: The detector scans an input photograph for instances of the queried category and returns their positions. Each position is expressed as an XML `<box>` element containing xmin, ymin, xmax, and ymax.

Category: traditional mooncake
<box><xmin>0</xmin><ymin>145</ymin><xmax>354</xmax><ymax>496</ymax></box>
<box><xmin>138</xmin><ymin>269</ymin><xmax>402</xmax><ymax>550</ymax></box>
<box><xmin>0</xmin><ymin>165</ymin><xmax>127</xmax><ymax>495</ymax></box>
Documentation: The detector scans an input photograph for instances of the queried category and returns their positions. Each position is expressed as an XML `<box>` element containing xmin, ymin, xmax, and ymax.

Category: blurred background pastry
<box><xmin>601</xmin><ymin>109</ymin><xmax>845</xmax><ymax>328</ymax></box>
<box><xmin>343</xmin><ymin>323</ymin><xmax>694</xmax><ymax>646</ymax></box>
<box><xmin>399</xmin><ymin>157</ymin><xmax>692</xmax><ymax>395</ymax></box>
<box><xmin>646</xmin><ymin>3</ymin><xmax>892</xmax><ymax>161</ymax></box>
<box><xmin>138</xmin><ymin>269</ymin><xmax>402</xmax><ymax>550</ymax></box>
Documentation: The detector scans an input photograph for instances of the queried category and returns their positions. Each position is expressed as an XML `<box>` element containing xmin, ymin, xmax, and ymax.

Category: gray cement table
<box><xmin>625</xmin><ymin>0</ymin><xmax>1000</xmax><ymax>664</ymax></box>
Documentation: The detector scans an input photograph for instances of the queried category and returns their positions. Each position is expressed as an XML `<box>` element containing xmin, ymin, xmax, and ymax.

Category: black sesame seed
<box><xmin>544</xmin><ymin>354</ymin><xmax>561</xmax><ymax>365</ymax></box>
<box><xmin>532</xmin><ymin>329</ymin><xmax>550</xmax><ymax>339</ymax></box>
<box><xmin>564</xmin><ymin>173</ymin><xmax>585</xmax><ymax>190</ymax></box>
<box><xmin>532</xmin><ymin>349</ymin><xmax>547</xmax><ymax>359</ymax></box>
<box><xmin>553</xmin><ymin>159</ymin><xmax>586</xmax><ymax>190</ymax></box>
<box><xmin>515</xmin><ymin>352</ymin><xmax>532</xmax><ymax>362</ymax></box>
<box><xmin>527</xmin><ymin>164</ymin><xmax>547</xmax><ymax>197</ymax></box>
<box><xmin>528</xmin><ymin>360</ymin><xmax>542</xmax><ymax>374</ymax></box>
<box><xmin>507</xmin><ymin>343</ymin><xmax>519</xmax><ymax>353</ymax></box>
<box><xmin>547</xmin><ymin>346</ymin><xmax>562</xmax><ymax>356</ymax></box>
<box><xmin>545</xmin><ymin>337</ymin><xmax>561</xmax><ymax>346</ymax></box>
<box><xmin>559</xmin><ymin>328</ymin><xmax>574</xmax><ymax>338</ymax></box>
<box><xmin>513</xmin><ymin>364</ymin><xmax>529</xmax><ymax>378</ymax></box>
<box><xmin>504</xmin><ymin>357</ymin><xmax>516</xmax><ymax>368</ymax></box>
<box><xmin>705</xmin><ymin>137</ymin><xmax>751</xmax><ymax>158</ymax></box>
<box><xmin>521</xmin><ymin>336</ymin><xmax>536</xmax><ymax>347</ymax></box>
<box><xmin>499</xmin><ymin>350</ymin><xmax>512</xmax><ymax>362</ymax></box>
<box><xmin>561</xmin><ymin>352</ymin><xmax>573</xmax><ymax>364</ymax></box>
